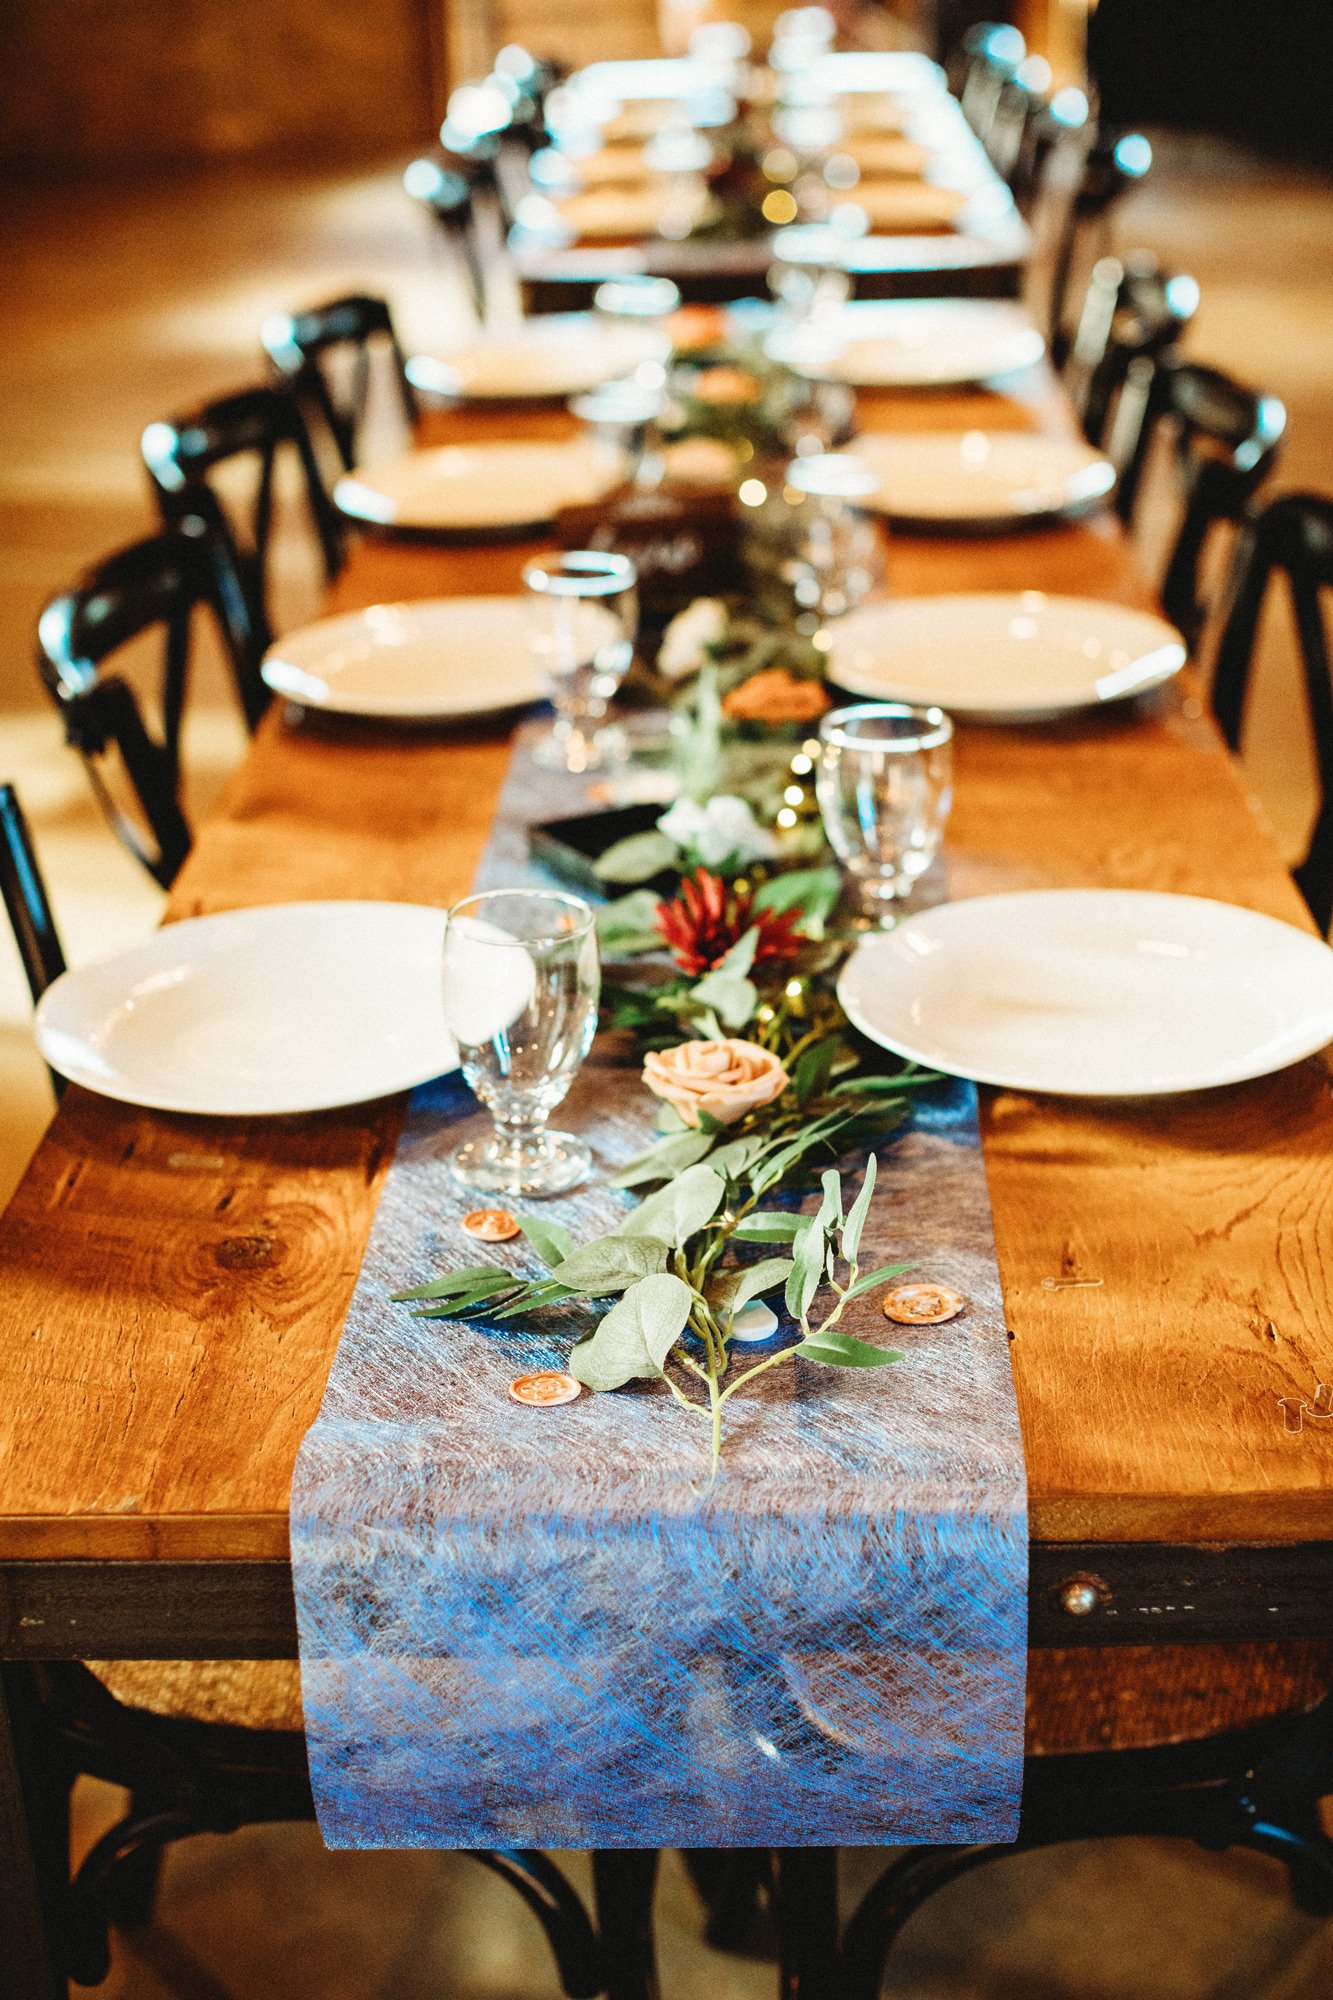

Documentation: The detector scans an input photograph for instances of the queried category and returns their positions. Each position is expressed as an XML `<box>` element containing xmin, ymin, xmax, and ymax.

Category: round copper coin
<box><xmin>882</xmin><ymin>1282</ymin><xmax>966</xmax><ymax>1326</ymax></box>
<box><xmin>462</xmin><ymin>1208</ymin><xmax>521</xmax><ymax>1242</ymax></box>
<box><xmin>508</xmin><ymin>1371</ymin><xmax>582</xmax><ymax>1408</ymax></box>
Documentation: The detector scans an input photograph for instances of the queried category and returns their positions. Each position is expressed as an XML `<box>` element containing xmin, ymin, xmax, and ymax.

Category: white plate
<box><xmin>334</xmin><ymin>440</ymin><xmax>621</xmax><ymax>533</ymax></box>
<box><xmin>838</xmin><ymin>890</ymin><xmax>1333</xmax><ymax>1097</ymax></box>
<box><xmin>853</xmin><ymin>431</ymin><xmax>1116</xmax><ymax>527</ymax></box>
<box><xmin>767</xmin><ymin>299</ymin><xmax>1046</xmax><ymax>387</ymax></box>
<box><xmin>826</xmin><ymin>592</ymin><xmax>1187</xmax><ymax>720</ymax></box>
<box><xmin>406</xmin><ymin>315</ymin><xmax>669</xmax><ymax>400</ymax></box>
<box><xmin>35</xmin><ymin>903</ymin><xmax>458</xmax><ymax>1115</ymax></box>
<box><xmin>261</xmin><ymin>598</ymin><xmax>545</xmax><ymax>720</ymax></box>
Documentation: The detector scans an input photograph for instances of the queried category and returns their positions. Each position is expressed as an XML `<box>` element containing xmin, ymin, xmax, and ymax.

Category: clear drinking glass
<box><xmin>816</xmin><ymin>703</ymin><xmax>954</xmax><ymax>921</ymax></box>
<box><xmin>784</xmin><ymin>453</ymin><xmax>884</xmax><ymax>620</ymax></box>
<box><xmin>441</xmin><ymin>889</ymin><xmax>600</xmax><ymax>1196</ymax></box>
<box><xmin>523</xmin><ymin>551</ymin><xmax>639</xmax><ymax>773</ymax></box>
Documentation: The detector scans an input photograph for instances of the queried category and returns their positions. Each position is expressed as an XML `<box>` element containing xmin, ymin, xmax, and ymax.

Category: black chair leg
<box><xmin>771</xmin><ymin>1846</ymin><xmax>839</xmax><ymax>2000</ymax></box>
<box><xmin>840</xmin><ymin>1844</ymin><xmax>999</xmax><ymax>2000</ymax></box>
<box><xmin>684</xmin><ymin>1846</ymin><xmax>771</xmax><ymax>1954</ymax></box>
<box><xmin>1244</xmin><ymin>1819</ymin><xmax>1333</xmax><ymax>1918</ymax></box>
<box><xmin>101</xmin><ymin>1798</ymin><xmax>166</xmax><ymax>1929</ymax></box>
<box><xmin>592</xmin><ymin>1848</ymin><xmax>660</xmax><ymax>2000</ymax></box>
<box><xmin>67</xmin><ymin>1804</ymin><xmax>196</xmax><ymax>1984</ymax></box>
<box><xmin>469</xmin><ymin>1849</ymin><xmax>602</xmax><ymax>1999</ymax></box>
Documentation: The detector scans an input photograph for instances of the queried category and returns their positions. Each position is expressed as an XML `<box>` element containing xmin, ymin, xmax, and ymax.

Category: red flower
<box><xmin>654</xmin><ymin>869</ymin><xmax>806</xmax><ymax>977</ymax></box>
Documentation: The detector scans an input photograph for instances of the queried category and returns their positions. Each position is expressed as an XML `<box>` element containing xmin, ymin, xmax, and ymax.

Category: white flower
<box><xmin>657</xmin><ymin>794</ymin><xmax>778</xmax><ymax>869</ymax></box>
<box><xmin>657</xmin><ymin>596</ymin><xmax>728</xmax><ymax>681</ymax></box>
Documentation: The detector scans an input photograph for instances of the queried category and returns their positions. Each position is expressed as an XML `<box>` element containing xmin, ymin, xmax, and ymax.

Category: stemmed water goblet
<box><xmin>523</xmin><ymin>550</ymin><xmax>639</xmax><ymax>773</ymax></box>
<box><xmin>784</xmin><ymin>452</ymin><xmax>884</xmax><ymax>621</ymax></box>
<box><xmin>440</xmin><ymin>889</ymin><xmax>600</xmax><ymax>1197</ymax></box>
<box><xmin>815</xmin><ymin>702</ymin><xmax>954</xmax><ymax>923</ymax></box>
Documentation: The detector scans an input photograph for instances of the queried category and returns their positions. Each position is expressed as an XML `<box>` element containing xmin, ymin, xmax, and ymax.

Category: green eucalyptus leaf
<box><xmin>708</xmin><ymin>1132</ymin><xmax>770</xmax><ymax>1181</ymax></box>
<box><xmin>618</xmin><ymin>1163</ymin><xmax>727</xmax><ymax>1247</ymax></box>
<box><xmin>750</xmin><ymin>1108</ymin><xmax>859</xmax><ymax>1194</ymax></box>
<box><xmin>688</xmin><ymin>967</ymin><xmax>758</xmax><ymax>1031</ymax></box>
<box><xmin>595</xmin><ymin>889</ymin><xmax>665</xmax><ymax>955</ymax></box>
<box><xmin>841</xmin><ymin>1153</ymin><xmax>877</xmax><ymax>1265</ymax></box>
<box><xmin>568</xmin><ymin>1272</ymin><xmax>694</xmax><ymax>1391</ymax></box>
<box><xmin>831</xmin><ymin>1069</ymin><xmax>937</xmax><ymax>1095</ymax></box>
<box><xmin>792</xmin><ymin>1036</ymin><xmax>839</xmax><ymax>1106</ymax></box>
<box><xmin>842</xmin><ymin>1260</ymin><xmax>913</xmax><ymax>1302</ymax></box>
<box><xmin>752</xmin><ymin>865</ymin><xmax>841</xmax><ymax>937</ymax></box>
<box><xmin>819</xmin><ymin>1167</ymin><xmax>844</xmax><ymax>1232</ymax></box>
<box><xmin>611</xmin><ymin>1126</ymin><xmax>716</xmax><ymax>1189</ymax></box>
<box><xmin>714</xmin><ymin>927</ymin><xmax>759</xmax><ymax>979</ymax></box>
<box><xmin>551</xmin><ymin>1236</ymin><xmax>671</xmax><ymax>1295</ymax></box>
<box><xmin>391</xmin><ymin>1266</ymin><xmax>516</xmax><ymax>1303</ymax></box>
<box><xmin>489</xmin><ymin>1280</ymin><xmax>577</xmax><ymax>1320</ymax></box>
<box><xmin>785</xmin><ymin>1215</ymin><xmax>826</xmax><ymax>1324</ymax></box>
<box><xmin>731</xmin><ymin>1210</ymin><xmax>802</xmax><ymax>1242</ymax></box>
<box><xmin>515</xmin><ymin>1212</ymin><xmax>576</xmax><ymax>1270</ymax></box>
<box><xmin>796</xmin><ymin>1329</ymin><xmax>904</xmax><ymax>1369</ymax></box>
<box><xmin>594</xmin><ymin>829</ymin><xmax>681</xmax><ymax>884</ymax></box>
<box><xmin>713</xmin><ymin>1257</ymin><xmax>794</xmax><ymax>1320</ymax></box>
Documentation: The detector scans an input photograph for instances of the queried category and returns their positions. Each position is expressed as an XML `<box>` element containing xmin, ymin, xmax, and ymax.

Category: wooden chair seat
<box><xmin>1026</xmin><ymin>1641</ymin><xmax>1333</xmax><ymax>1756</ymax></box>
<box><xmin>85</xmin><ymin>1657</ymin><xmax>304</xmax><ymax>1734</ymax></box>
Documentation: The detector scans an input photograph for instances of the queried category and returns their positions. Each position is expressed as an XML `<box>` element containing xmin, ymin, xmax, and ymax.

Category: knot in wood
<box><xmin>215</xmin><ymin>1234</ymin><xmax>276</xmax><ymax>1272</ymax></box>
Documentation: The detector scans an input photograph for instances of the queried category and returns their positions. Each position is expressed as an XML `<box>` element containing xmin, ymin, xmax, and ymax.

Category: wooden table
<box><xmin>2</xmin><ymin>359</ymin><xmax>1332</xmax><ymax>1998</ymax></box>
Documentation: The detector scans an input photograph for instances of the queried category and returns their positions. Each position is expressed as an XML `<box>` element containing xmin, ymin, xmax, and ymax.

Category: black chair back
<box><xmin>403</xmin><ymin>153</ymin><xmax>492</xmax><ymax>323</ymax></box>
<box><xmin>1212</xmin><ymin>493</ymin><xmax>1333</xmax><ymax>932</ymax></box>
<box><xmin>0</xmin><ymin>784</ymin><xmax>66</xmax><ymax>1005</ymax></box>
<box><xmin>958</xmin><ymin>23</ymin><xmax>1027</xmax><ymax>147</ymax></box>
<box><xmin>142</xmin><ymin>383</ymin><xmax>343</xmax><ymax>648</ymax></box>
<box><xmin>262</xmin><ymin>293</ymin><xmax>417</xmax><ymax>473</ymax></box>
<box><xmin>35</xmin><ymin>532</ymin><xmax>239</xmax><ymax>888</ymax></box>
<box><xmin>1112</xmin><ymin>357</ymin><xmax>1287</xmax><ymax>647</ymax></box>
<box><xmin>0</xmin><ymin>784</ymin><xmax>67</xmax><ymax>1097</ymax></box>
<box><xmin>1047</xmin><ymin>128</ymin><xmax>1153</xmax><ymax>363</ymax></box>
<box><xmin>1065</xmin><ymin>253</ymin><xmax>1199</xmax><ymax>448</ymax></box>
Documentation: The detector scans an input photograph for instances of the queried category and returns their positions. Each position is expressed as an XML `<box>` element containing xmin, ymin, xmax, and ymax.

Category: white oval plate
<box><xmin>334</xmin><ymin>440</ymin><xmax>621</xmax><ymax>533</ymax></box>
<box><xmin>767</xmin><ymin>299</ymin><xmax>1045</xmax><ymax>387</ymax></box>
<box><xmin>261</xmin><ymin>598</ymin><xmax>544</xmax><ymax>720</ymax></box>
<box><xmin>406</xmin><ymin>314</ymin><xmax>669</xmax><ymax>401</ymax></box>
<box><xmin>838</xmin><ymin>890</ymin><xmax>1333</xmax><ymax>1097</ymax></box>
<box><xmin>852</xmin><ymin>431</ymin><xmax>1116</xmax><ymax>527</ymax></box>
<box><xmin>826</xmin><ymin>592</ymin><xmax>1187</xmax><ymax>720</ymax></box>
<box><xmin>36</xmin><ymin>902</ymin><xmax>458</xmax><ymax>1116</ymax></box>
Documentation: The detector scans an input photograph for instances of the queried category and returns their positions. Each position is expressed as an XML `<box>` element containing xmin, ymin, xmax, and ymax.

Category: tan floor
<box><xmin>5</xmin><ymin>132</ymin><xmax>1333</xmax><ymax>1996</ymax></box>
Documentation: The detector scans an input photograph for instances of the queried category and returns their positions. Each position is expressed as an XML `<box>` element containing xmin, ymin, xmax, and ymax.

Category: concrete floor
<box><xmin>4</xmin><ymin>132</ymin><xmax>1333</xmax><ymax>1996</ymax></box>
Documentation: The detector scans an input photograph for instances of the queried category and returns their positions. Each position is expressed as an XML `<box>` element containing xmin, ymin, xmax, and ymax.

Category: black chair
<box><xmin>957</xmin><ymin>22</ymin><xmax>1028</xmax><ymax>149</ymax></box>
<box><xmin>1047</xmin><ymin>127</ymin><xmax>1154</xmax><ymax>365</ymax></box>
<box><xmin>1212</xmin><ymin>492</ymin><xmax>1333</xmax><ymax>932</ymax></box>
<box><xmin>0</xmin><ymin>854</ymin><xmax>603</xmax><ymax>1995</ymax></box>
<box><xmin>1064</xmin><ymin>252</ymin><xmax>1199</xmax><ymax>450</ymax></box>
<box><xmin>983</xmin><ymin>52</ymin><xmax>1051</xmax><ymax>187</ymax></box>
<box><xmin>838</xmin><ymin>1684</ymin><xmax>1333</xmax><ymax>1997</ymax></box>
<box><xmin>35</xmin><ymin>530</ymin><xmax>269</xmax><ymax>888</ymax></box>
<box><xmin>404</xmin><ymin>150</ymin><xmax>495</xmax><ymax>323</ymax></box>
<box><xmin>262</xmin><ymin>293</ymin><xmax>418</xmax><ymax>474</ymax></box>
<box><xmin>1111</xmin><ymin>355</ymin><xmax>1287</xmax><ymax>649</ymax></box>
<box><xmin>142</xmin><ymin>383</ymin><xmax>344</xmax><ymax>651</ymax></box>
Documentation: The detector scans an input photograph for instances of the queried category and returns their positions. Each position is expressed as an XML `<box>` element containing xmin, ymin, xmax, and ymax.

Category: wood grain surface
<box><xmin>0</xmin><ymin>362</ymin><xmax>1330</xmax><ymax>1560</ymax></box>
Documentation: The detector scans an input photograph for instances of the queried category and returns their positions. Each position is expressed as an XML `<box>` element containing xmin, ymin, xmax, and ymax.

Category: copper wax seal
<box><xmin>508</xmin><ymin>1371</ymin><xmax>582</xmax><ymax>1408</ymax></box>
<box><xmin>882</xmin><ymin>1282</ymin><xmax>966</xmax><ymax>1325</ymax></box>
<box><xmin>462</xmin><ymin>1208</ymin><xmax>521</xmax><ymax>1242</ymax></box>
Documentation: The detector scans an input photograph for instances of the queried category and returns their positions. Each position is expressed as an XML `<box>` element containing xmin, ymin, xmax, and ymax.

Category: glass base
<box><xmin>448</xmin><ymin>1129</ymin><xmax>592</xmax><ymax>1198</ymax></box>
<box><xmin>531</xmin><ymin>720</ymin><xmax>627</xmax><ymax>774</ymax></box>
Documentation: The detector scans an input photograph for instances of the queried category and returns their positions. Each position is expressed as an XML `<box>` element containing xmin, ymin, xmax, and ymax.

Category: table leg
<box><xmin>770</xmin><ymin>1847</ymin><xmax>838</xmax><ymax>2000</ymax></box>
<box><xmin>0</xmin><ymin>1666</ymin><xmax>65</xmax><ymax>2000</ymax></box>
<box><xmin>591</xmin><ymin>1848</ymin><xmax>660</xmax><ymax>2000</ymax></box>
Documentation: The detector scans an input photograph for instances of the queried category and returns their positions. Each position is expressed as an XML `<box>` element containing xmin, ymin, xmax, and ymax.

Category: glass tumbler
<box><xmin>441</xmin><ymin>889</ymin><xmax>601</xmax><ymax>1197</ymax></box>
<box><xmin>816</xmin><ymin>702</ymin><xmax>954</xmax><ymax>921</ymax></box>
<box><xmin>784</xmin><ymin>453</ymin><xmax>884</xmax><ymax>620</ymax></box>
<box><xmin>524</xmin><ymin>551</ymin><xmax>639</xmax><ymax>773</ymax></box>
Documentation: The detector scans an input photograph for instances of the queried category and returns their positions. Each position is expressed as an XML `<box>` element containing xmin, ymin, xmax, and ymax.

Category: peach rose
<box><xmin>643</xmin><ymin>1039</ymin><xmax>790</xmax><ymax>1127</ymax></box>
<box><xmin>722</xmin><ymin>668</ymin><xmax>832</xmax><ymax>725</ymax></box>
